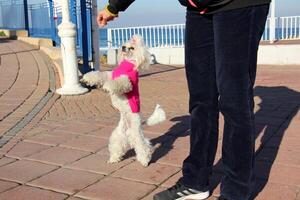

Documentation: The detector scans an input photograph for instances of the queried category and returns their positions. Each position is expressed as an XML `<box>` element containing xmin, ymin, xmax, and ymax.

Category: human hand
<box><xmin>97</xmin><ymin>9</ymin><xmax>117</xmax><ymax>27</ymax></box>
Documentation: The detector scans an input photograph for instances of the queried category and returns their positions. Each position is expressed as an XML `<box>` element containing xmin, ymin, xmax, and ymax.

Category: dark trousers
<box><xmin>180</xmin><ymin>4</ymin><xmax>270</xmax><ymax>200</ymax></box>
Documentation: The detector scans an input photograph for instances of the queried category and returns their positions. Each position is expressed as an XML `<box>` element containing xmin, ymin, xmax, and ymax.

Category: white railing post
<box><xmin>91</xmin><ymin>0</ymin><xmax>100</xmax><ymax>70</ymax></box>
<box><xmin>107</xmin><ymin>28</ymin><xmax>112</xmax><ymax>49</ymax></box>
<box><xmin>269</xmin><ymin>0</ymin><xmax>276</xmax><ymax>43</ymax></box>
<box><xmin>56</xmin><ymin>0</ymin><xmax>88</xmax><ymax>95</ymax></box>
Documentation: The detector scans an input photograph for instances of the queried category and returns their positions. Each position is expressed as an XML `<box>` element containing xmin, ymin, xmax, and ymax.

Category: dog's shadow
<box><xmin>150</xmin><ymin>116</ymin><xmax>191</xmax><ymax>164</ymax></box>
<box><xmin>122</xmin><ymin>115</ymin><xmax>191</xmax><ymax>163</ymax></box>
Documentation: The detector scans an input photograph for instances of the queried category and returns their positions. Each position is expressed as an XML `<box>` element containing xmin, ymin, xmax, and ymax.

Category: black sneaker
<box><xmin>153</xmin><ymin>181</ymin><xmax>209</xmax><ymax>200</ymax></box>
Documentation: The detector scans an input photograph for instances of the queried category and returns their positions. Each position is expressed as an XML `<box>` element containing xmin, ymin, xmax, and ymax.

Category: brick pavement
<box><xmin>0</xmin><ymin>39</ymin><xmax>58</xmax><ymax>149</ymax></box>
<box><xmin>0</xmin><ymin>39</ymin><xmax>300</xmax><ymax>199</ymax></box>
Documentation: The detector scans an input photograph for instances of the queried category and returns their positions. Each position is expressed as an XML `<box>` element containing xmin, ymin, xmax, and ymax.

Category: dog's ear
<box><xmin>131</xmin><ymin>35</ymin><xmax>143</xmax><ymax>46</ymax></box>
<box><xmin>131</xmin><ymin>35</ymin><xmax>150</xmax><ymax>71</ymax></box>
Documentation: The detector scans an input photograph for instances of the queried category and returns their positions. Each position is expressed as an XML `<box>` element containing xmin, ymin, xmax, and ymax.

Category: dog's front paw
<box><xmin>107</xmin><ymin>157</ymin><xmax>121</xmax><ymax>164</ymax></box>
<box><xmin>102</xmin><ymin>81</ymin><xmax>114</xmax><ymax>93</ymax></box>
<box><xmin>137</xmin><ymin>155</ymin><xmax>151</xmax><ymax>167</ymax></box>
<box><xmin>140</xmin><ymin>160</ymin><xmax>150</xmax><ymax>167</ymax></box>
<box><xmin>81</xmin><ymin>71</ymin><xmax>104</xmax><ymax>88</ymax></box>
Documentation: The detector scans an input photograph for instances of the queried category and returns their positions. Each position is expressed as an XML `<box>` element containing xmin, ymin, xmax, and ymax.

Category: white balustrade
<box><xmin>105</xmin><ymin>16</ymin><xmax>300</xmax><ymax>51</ymax></box>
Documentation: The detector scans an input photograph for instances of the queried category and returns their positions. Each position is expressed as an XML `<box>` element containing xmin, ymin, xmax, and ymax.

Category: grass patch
<box><xmin>0</xmin><ymin>31</ymin><xmax>6</xmax><ymax>36</ymax></box>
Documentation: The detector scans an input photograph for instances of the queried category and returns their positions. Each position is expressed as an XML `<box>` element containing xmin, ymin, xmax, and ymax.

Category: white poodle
<box><xmin>81</xmin><ymin>35</ymin><xmax>166</xmax><ymax>166</ymax></box>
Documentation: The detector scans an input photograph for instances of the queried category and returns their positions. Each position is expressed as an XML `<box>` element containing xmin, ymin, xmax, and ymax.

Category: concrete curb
<box><xmin>0</xmin><ymin>29</ymin><xmax>28</xmax><ymax>38</ymax></box>
<box><xmin>17</xmin><ymin>36</ymin><xmax>64</xmax><ymax>87</ymax></box>
<box><xmin>18</xmin><ymin>36</ymin><xmax>53</xmax><ymax>48</ymax></box>
<box><xmin>40</xmin><ymin>46</ymin><xmax>64</xmax><ymax>86</ymax></box>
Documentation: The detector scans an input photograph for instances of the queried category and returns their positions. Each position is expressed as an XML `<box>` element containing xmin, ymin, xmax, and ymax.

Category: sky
<box><xmin>96</xmin><ymin>0</ymin><xmax>300</xmax><ymax>27</ymax></box>
<box><xmin>29</xmin><ymin>0</ymin><xmax>300</xmax><ymax>27</ymax></box>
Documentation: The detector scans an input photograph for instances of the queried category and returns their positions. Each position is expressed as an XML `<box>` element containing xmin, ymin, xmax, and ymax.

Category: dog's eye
<box><xmin>122</xmin><ymin>46</ymin><xmax>135</xmax><ymax>52</ymax></box>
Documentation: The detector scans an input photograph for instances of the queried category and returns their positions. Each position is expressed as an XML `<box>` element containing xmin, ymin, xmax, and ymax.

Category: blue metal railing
<box><xmin>0</xmin><ymin>0</ymin><xmax>92</xmax><ymax>70</ymax></box>
<box><xmin>0</xmin><ymin>0</ymin><xmax>25</xmax><ymax>29</ymax></box>
<box><xmin>28</xmin><ymin>2</ymin><xmax>52</xmax><ymax>38</ymax></box>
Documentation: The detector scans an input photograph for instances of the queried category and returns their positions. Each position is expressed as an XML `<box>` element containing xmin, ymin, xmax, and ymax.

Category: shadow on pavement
<box><xmin>149</xmin><ymin>86</ymin><xmax>300</xmax><ymax>199</ymax></box>
<box><xmin>210</xmin><ymin>86</ymin><xmax>300</xmax><ymax>199</ymax></box>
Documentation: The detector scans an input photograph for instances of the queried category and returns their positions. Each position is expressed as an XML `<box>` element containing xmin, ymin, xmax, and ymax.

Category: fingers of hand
<box><xmin>97</xmin><ymin>10</ymin><xmax>117</xmax><ymax>27</ymax></box>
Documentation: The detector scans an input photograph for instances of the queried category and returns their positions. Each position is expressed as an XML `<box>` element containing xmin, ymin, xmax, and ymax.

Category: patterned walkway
<box><xmin>0</xmin><ymin>39</ymin><xmax>299</xmax><ymax>200</ymax></box>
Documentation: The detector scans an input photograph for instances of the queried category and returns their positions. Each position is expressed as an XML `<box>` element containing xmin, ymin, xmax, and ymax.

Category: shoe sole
<box><xmin>176</xmin><ymin>191</ymin><xmax>210</xmax><ymax>200</ymax></box>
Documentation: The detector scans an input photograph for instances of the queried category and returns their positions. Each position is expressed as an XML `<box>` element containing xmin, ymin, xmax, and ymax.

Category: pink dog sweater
<box><xmin>112</xmin><ymin>60</ymin><xmax>140</xmax><ymax>113</ymax></box>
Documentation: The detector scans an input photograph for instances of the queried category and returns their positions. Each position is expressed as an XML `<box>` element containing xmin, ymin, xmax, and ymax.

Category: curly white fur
<box><xmin>81</xmin><ymin>71</ymin><xmax>112</xmax><ymax>88</ymax></box>
<box><xmin>103</xmin><ymin>75</ymin><xmax>132</xmax><ymax>95</ymax></box>
<box><xmin>146</xmin><ymin>104</ymin><xmax>166</xmax><ymax>126</ymax></box>
<box><xmin>117</xmin><ymin>35</ymin><xmax>150</xmax><ymax>71</ymax></box>
<box><xmin>81</xmin><ymin>35</ymin><xmax>165</xmax><ymax>167</ymax></box>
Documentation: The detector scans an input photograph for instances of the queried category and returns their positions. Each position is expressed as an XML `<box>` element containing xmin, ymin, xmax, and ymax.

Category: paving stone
<box><xmin>0</xmin><ymin>180</ymin><xmax>19</xmax><ymax>193</ymax></box>
<box><xmin>252</xmin><ymin>180</ymin><xmax>298</xmax><ymax>200</ymax></box>
<box><xmin>0</xmin><ymin>157</ymin><xmax>17</xmax><ymax>167</ymax></box>
<box><xmin>84</xmin><ymin>126</ymin><xmax>115</xmax><ymax>139</ymax></box>
<box><xmin>161</xmin><ymin>171</ymin><xmax>183</xmax><ymax>188</ymax></box>
<box><xmin>143</xmin><ymin>120</ymin><xmax>188</xmax><ymax>136</ymax></box>
<box><xmin>6</xmin><ymin>141</ymin><xmax>51</xmax><ymax>158</ymax></box>
<box><xmin>296</xmin><ymin>192</ymin><xmax>300</xmax><ymax>200</ymax></box>
<box><xmin>0</xmin><ymin>160</ymin><xmax>58</xmax><ymax>183</ymax></box>
<box><xmin>76</xmin><ymin>177</ymin><xmax>156</xmax><ymax>200</ymax></box>
<box><xmin>66</xmin><ymin>197</ymin><xmax>87</xmax><ymax>200</ymax></box>
<box><xmin>96</xmin><ymin>147</ymin><xmax>110</xmax><ymax>156</ymax></box>
<box><xmin>36</xmin><ymin>121</ymin><xmax>63</xmax><ymax>130</ymax></box>
<box><xmin>153</xmin><ymin>147</ymin><xmax>189</xmax><ymax>167</ymax></box>
<box><xmin>112</xmin><ymin>162</ymin><xmax>180</xmax><ymax>185</ymax></box>
<box><xmin>255</xmin><ymin>161</ymin><xmax>300</xmax><ymax>186</ymax></box>
<box><xmin>141</xmin><ymin>187</ymin><xmax>166</xmax><ymax>200</ymax></box>
<box><xmin>256</xmin><ymin>147</ymin><xmax>300</xmax><ymax>167</ymax></box>
<box><xmin>265</xmin><ymin>136</ymin><xmax>300</xmax><ymax>152</ymax></box>
<box><xmin>26</xmin><ymin>146</ymin><xmax>90</xmax><ymax>166</ymax></box>
<box><xmin>163</xmin><ymin>135</ymin><xmax>191</xmax><ymax>150</ymax></box>
<box><xmin>29</xmin><ymin>168</ymin><xmax>103</xmax><ymax>195</ymax></box>
<box><xmin>65</xmin><ymin>153</ymin><xmax>133</xmax><ymax>175</ymax></box>
<box><xmin>59</xmin><ymin>135</ymin><xmax>108</xmax><ymax>153</ymax></box>
<box><xmin>55</xmin><ymin>121</ymin><xmax>101</xmax><ymax>134</ymax></box>
<box><xmin>0</xmin><ymin>185</ymin><xmax>67</xmax><ymax>200</ymax></box>
<box><xmin>24</xmin><ymin>132</ymin><xmax>77</xmax><ymax>146</ymax></box>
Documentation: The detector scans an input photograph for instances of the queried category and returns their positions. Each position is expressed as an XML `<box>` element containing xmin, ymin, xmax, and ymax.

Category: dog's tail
<box><xmin>145</xmin><ymin>104</ymin><xmax>166</xmax><ymax>126</ymax></box>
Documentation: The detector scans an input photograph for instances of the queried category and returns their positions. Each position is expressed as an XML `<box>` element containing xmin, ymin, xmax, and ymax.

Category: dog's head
<box><xmin>118</xmin><ymin>35</ymin><xmax>150</xmax><ymax>71</ymax></box>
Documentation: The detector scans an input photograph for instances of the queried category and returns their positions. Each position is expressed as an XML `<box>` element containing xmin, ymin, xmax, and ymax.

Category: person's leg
<box><xmin>179</xmin><ymin>10</ymin><xmax>219</xmax><ymax>192</ymax></box>
<box><xmin>213</xmin><ymin>4</ymin><xmax>270</xmax><ymax>200</ymax></box>
<box><xmin>153</xmin><ymin>11</ymin><xmax>219</xmax><ymax>200</ymax></box>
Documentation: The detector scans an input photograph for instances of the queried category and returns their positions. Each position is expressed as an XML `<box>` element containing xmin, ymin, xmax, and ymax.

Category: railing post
<box><xmin>56</xmin><ymin>0</ymin><xmax>88</xmax><ymax>95</ymax></box>
<box><xmin>269</xmin><ymin>0</ymin><xmax>276</xmax><ymax>43</ymax></box>
<box><xmin>23</xmin><ymin>0</ymin><xmax>29</xmax><ymax>32</ymax></box>
<box><xmin>80</xmin><ymin>0</ymin><xmax>90</xmax><ymax>73</ymax></box>
<box><xmin>91</xmin><ymin>0</ymin><xmax>100</xmax><ymax>70</ymax></box>
<box><xmin>107</xmin><ymin>28</ymin><xmax>112</xmax><ymax>49</ymax></box>
<box><xmin>48</xmin><ymin>0</ymin><xmax>56</xmax><ymax>45</ymax></box>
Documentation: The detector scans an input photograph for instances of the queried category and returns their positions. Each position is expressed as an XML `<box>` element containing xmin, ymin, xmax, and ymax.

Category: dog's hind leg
<box><xmin>108</xmin><ymin>114</ymin><xmax>129</xmax><ymax>163</ymax></box>
<box><xmin>127</xmin><ymin>113</ymin><xmax>152</xmax><ymax>166</ymax></box>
